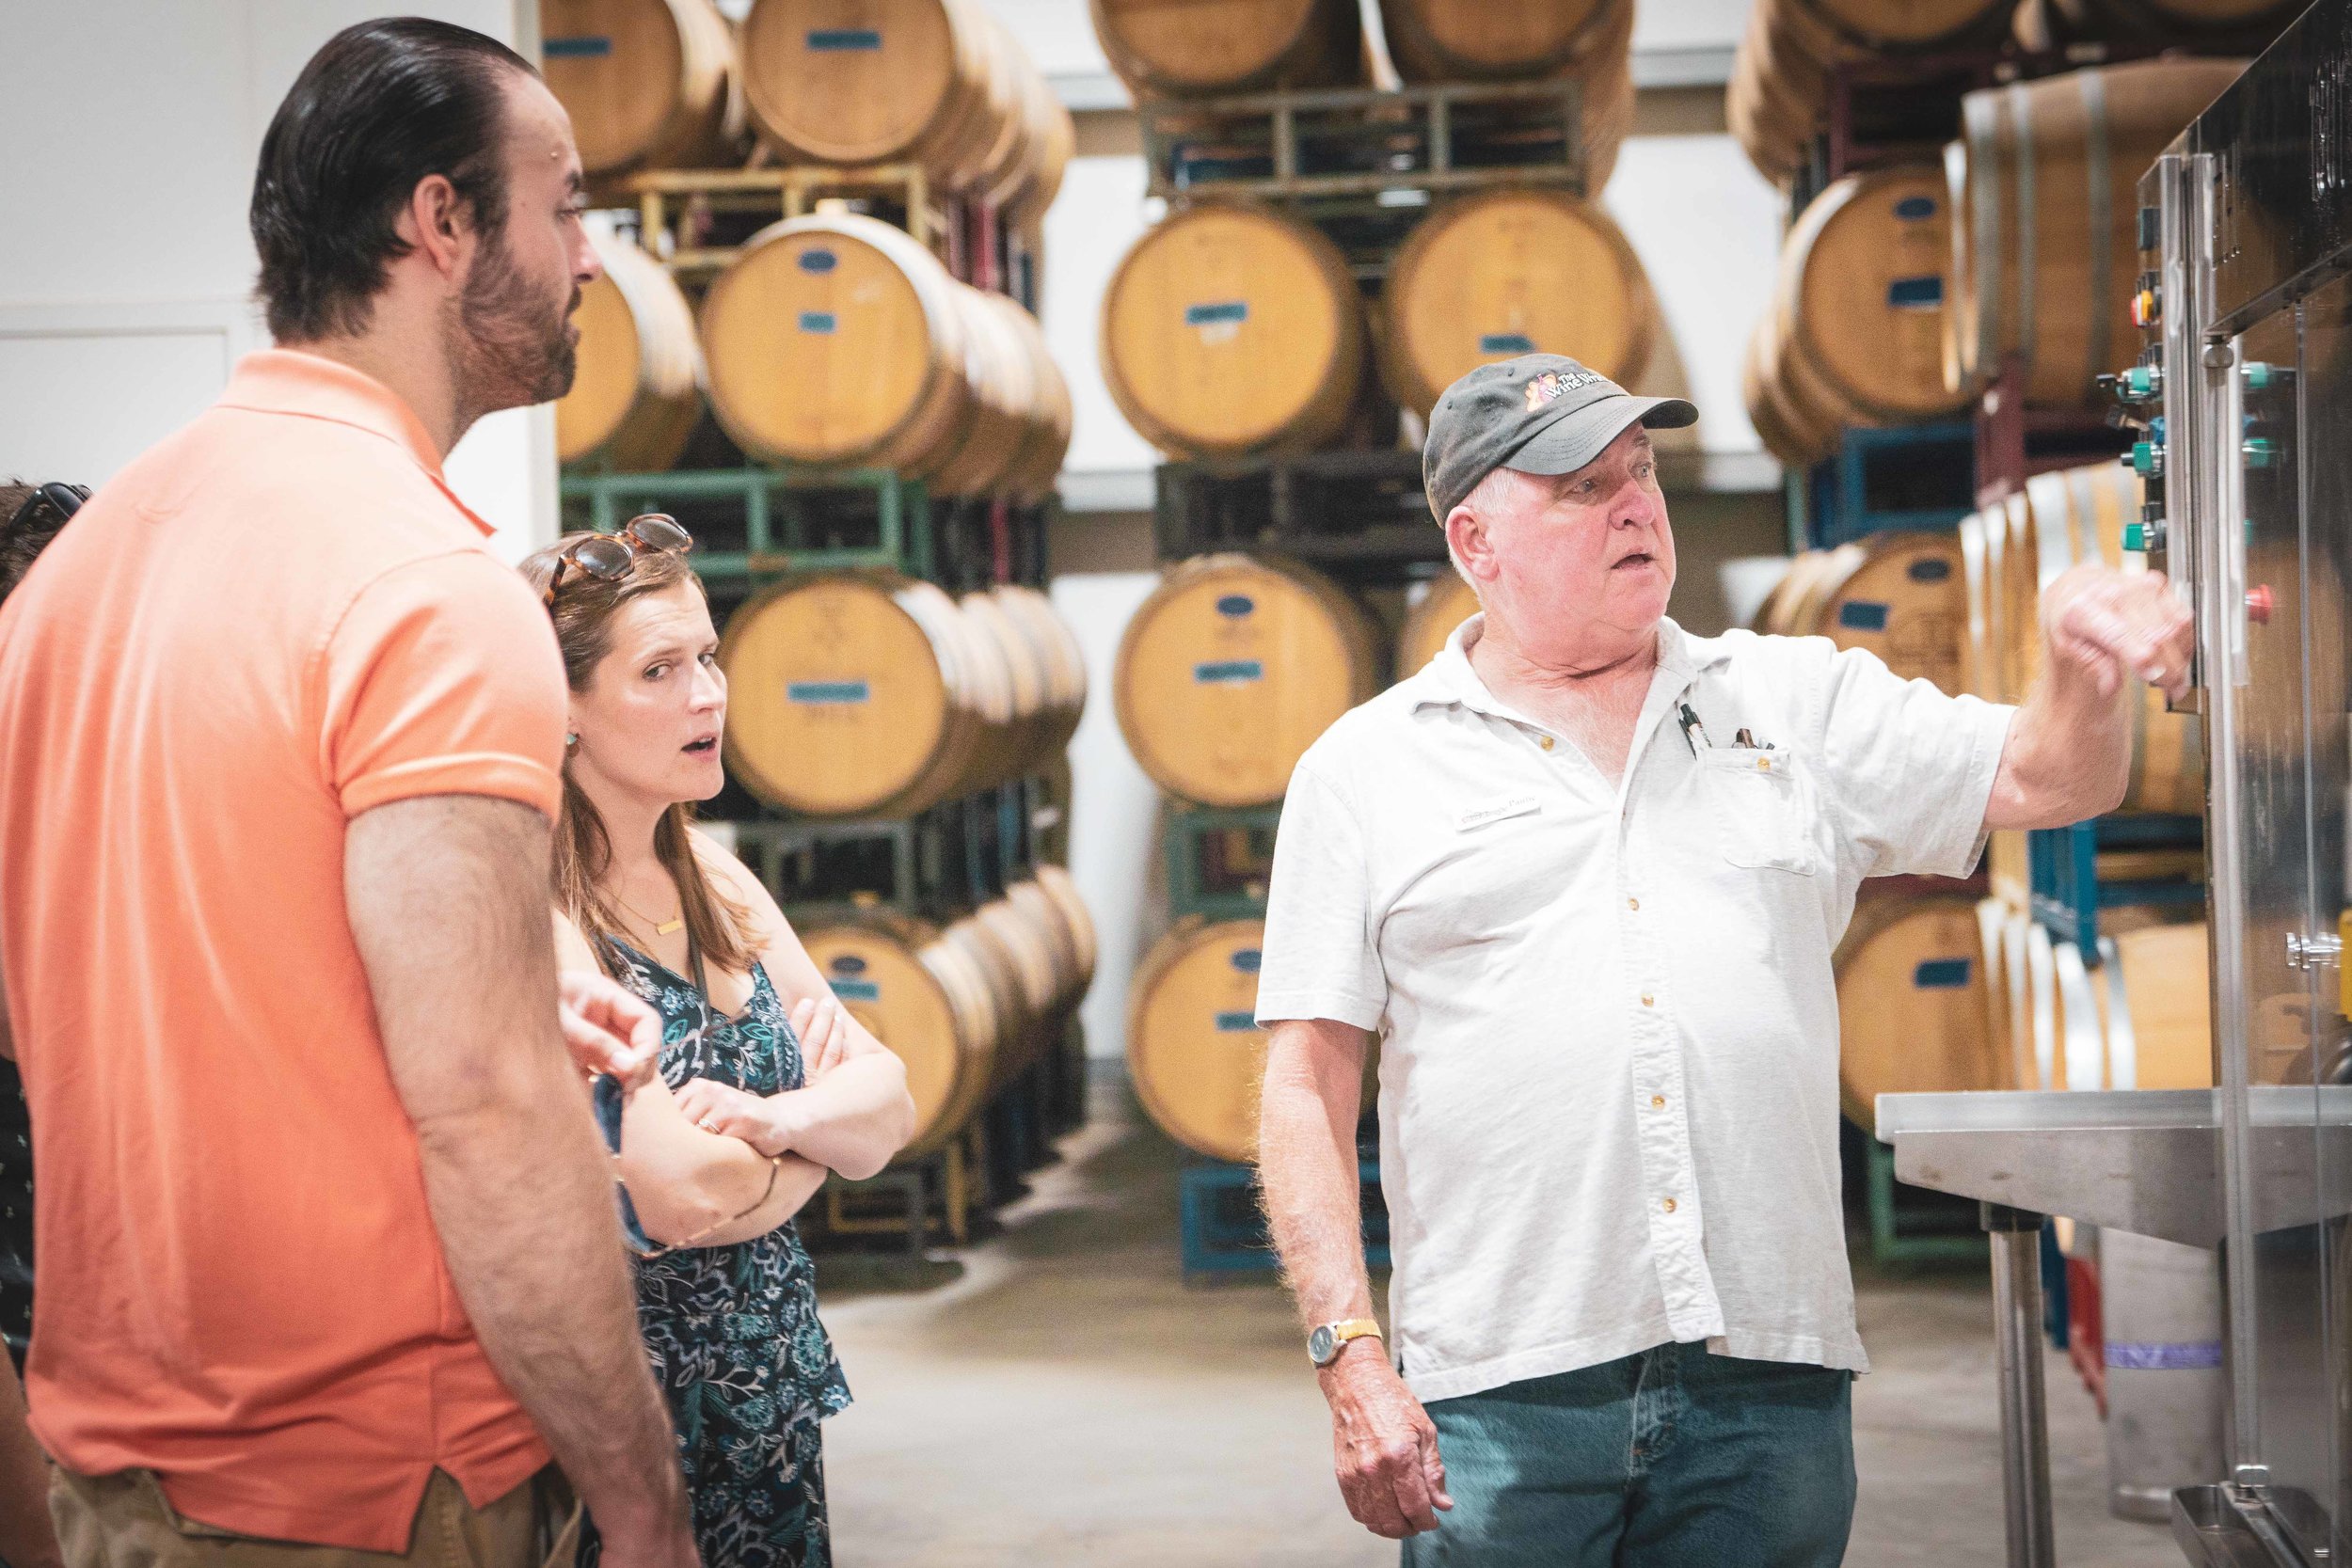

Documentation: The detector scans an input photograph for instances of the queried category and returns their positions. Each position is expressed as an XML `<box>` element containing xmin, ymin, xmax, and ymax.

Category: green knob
<box><xmin>2244</xmin><ymin>362</ymin><xmax>2277</xmax><ymax>391</ymax></box>
<box><xmin>2132</xmin><ymin>440</ymin><xmax>2160</xmax><ymax>477</ymax></box>
<box><xmin>2245</xmin><ymin>437</ymin><xmax>2278</xmax><ymax>468</ymax></box>
<box><xmin>2122</xmin><ymin>522</ymin><xmax>2147</xmax><ymax>552</ymax></box>
<box><xmin>2123</xmin><ymin>365</ymin><xmax>2161</xmax><ymax>400</ymax></box>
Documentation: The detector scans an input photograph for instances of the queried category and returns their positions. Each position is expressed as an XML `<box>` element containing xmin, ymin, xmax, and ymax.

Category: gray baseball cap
<box><xmin>1423</xmin><ymin>354</ymin><xmax>1698</xmax><ymax>521</ymax></box>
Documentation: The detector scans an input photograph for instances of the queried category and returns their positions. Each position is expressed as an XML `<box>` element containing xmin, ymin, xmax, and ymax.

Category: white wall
<box><xmin>0</xmin><ymin>0</ymin><xmax>556</xmax><ymax>561</ymax></box>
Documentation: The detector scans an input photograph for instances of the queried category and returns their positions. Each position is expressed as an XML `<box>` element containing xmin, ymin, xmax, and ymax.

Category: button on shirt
<box><xmin>1255</xmin><ymin>615</ymin><xmax>2013</xmax><ymax>1403</ymax></box>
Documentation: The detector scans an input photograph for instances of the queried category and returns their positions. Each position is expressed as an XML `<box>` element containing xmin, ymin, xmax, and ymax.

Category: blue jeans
<box><xmin>1402</xmin><ymin>1342</ymin><xmax>1855</xmax><ymax>1568</ymax></box>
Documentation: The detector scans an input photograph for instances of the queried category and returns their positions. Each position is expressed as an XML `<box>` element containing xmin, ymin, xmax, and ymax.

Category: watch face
<box><xmin>1309</xmin><ymin>1325</ymin><xmax>1337</xmax><ymax>1364</ymax></box>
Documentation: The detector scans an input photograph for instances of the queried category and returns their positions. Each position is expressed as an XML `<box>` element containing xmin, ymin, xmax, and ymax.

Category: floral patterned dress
<box><xmin>582</xmin><ymin>939</ymin><xmax>851</xmax><ymax>1568</ymax></box>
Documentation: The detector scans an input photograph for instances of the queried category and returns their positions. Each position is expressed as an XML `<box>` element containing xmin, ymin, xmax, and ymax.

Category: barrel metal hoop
<box><xmin>2081</xmin><ymin>69</ymin><xmax>2114</xmax><ymax>393</ymax></box>
<box><xmin>2098</xmin><ymin>934</ymin><xmax>2137</xmax><ymax>1090</ymax></box>
<box><xmin>2008</xmin><ymin>82</ymin><xmax>2038</xmax><ymax>371</ymax></box>
<box><xmin>1964</xmin><ymin>93</ymin><xmax>2003</xmax><ymax>382</ymax></box>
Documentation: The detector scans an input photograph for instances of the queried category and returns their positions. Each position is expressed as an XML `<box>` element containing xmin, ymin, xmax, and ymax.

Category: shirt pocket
<box><xmin>1697</xmin><ymin>747</ymin><xmax>1817</xmax><ymax>876</ymax></box>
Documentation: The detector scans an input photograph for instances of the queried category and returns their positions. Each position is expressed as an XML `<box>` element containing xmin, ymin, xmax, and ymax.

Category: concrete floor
<box><xmin>814</xmin><ymin>1081</ymin><xmax>2182</xmax><ymax>1566</ymax></box>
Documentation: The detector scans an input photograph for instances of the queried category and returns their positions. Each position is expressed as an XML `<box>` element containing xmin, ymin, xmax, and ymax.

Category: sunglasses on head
<box><xmin>7</xmin><ymin>482</ymin><xmax>89</xmax><ymax>536</ymax></box>
<box><xmin>542</xmin><ymin>513</ymin><xmax>693</xmax><ymax>610</ymax></box>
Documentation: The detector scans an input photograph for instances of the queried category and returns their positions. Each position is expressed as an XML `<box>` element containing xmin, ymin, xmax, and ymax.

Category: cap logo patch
<box><xmin>1523</xmin><ymin>367</ymin><xmax>1600</xmax><ymax>410</ymax></box>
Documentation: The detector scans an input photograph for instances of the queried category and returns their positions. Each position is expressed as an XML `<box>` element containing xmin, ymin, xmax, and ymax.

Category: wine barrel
<box><xmin>940</xmin><ymin>910</ymin><xmax>1037</xmax><ymax>1078</ymax></box>
<box><xmin>2112</xmin><ymin>920</ymin><xmax>2213</xmax><ymax>1089</ymax></box>
<box><xmin>1971</xmin><ymin>464</ymin><xmax>2204</xmax><ymax>814</ymax></box>
<box><xmin>1127</xmin><ymin>918</ymin><xmax>1274</xmax><ymax>1163</ymax></box>
<box><xmin>1034</xmin><ymin>863</ymin><xmax>1098</xmax><ymax>994</ymax></box>
<box><xmin>1729</xmin><ymin>0</ymin><xmax>2016</xmax><ymax>182</ymax></box>
<box><xmin>1114</xmin><ymin>554</ymin><xmax>1379</xmax><ymax>808</ymax></box>
<box><xmin>1100</xmin><ymin>202</ymin><xmax>1367</xmax><ymax>459</ymax></box>
<box><xmin>1759</xmin><ymin>532</ymin><xmax>1966</xmax><ymax>695</ymax></box>
<box><xmin>1382</xmin><ymin>0</ymin><xmax>1635</xmax><ymax>192</ymax></box>
<box><xmin>1774</xmin><ymin>166</ymin><xmax>1971</xmax><ymax>426</ymax></box>
<box><xmin>1377</xmin><ymin>189</ymin><xmax>1657</xmax><ymax>420</ymax></box>
<box><xmin>1742</xmin><ymin>313</ymin><xmax>1842</xmax><ymax>469</ymax></box>
<box><xmin>722</xmin><ymin>571</ymin><xmax>1059</xmax><ymax>818</ymax></box>
<box><xmin>542</xmin><ymin>0</ymin><xmax>746</xmax><ymax>177</ymax></box>
<box><xmin>1397</xmin><ymin>574</ymin><xmax>1482</xmax><ymax>677</ymax></box>
<box><xmin>1089</xmin><ymin>0</ymin><xmax>1362</xmax><ymax>98</ymax></box>
<box><xmin>557</xmin><ymin>230</ymin><xmax>705</xmax><ymax>471</ymax></box>
<box><xmin>990</xmin><ymin>585</ymin><xmax>1089</xmax><ymax>756</ymax></box>
<box><xmin>740</xmin><ymin>0</ymin><xmax>1055</xmax><ymax>192</ymax></box>
<box><xmin>1946</xmin><ymin>57</ymin><xmax>2249</xmax><ymax>406</ymax></box>
<box><xmin>1835</xmin><ymin>894</ymin><xmax>2004</xmax><ymax>1126</ymax></box>
<box><xmin>803</xmin><ymin>917</ymin><xmax>996</xmax><ymax>1155</ymax></box>
<box><xmin>2013</xmin><ymin>910</ymin><xmax>2209</xmax><ymax>1093</ymax></box>
<box><xmin>701</xmin><ymin>214</ymin><xmax>1067</xmax><ymax>494</ymax></box>
<box><xmin>2015</xmin><ymin>0</ymin><xmax>2301</xmax><ymax>48</ymax></box>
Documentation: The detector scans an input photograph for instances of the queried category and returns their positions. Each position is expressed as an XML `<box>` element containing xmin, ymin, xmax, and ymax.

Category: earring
<box><xmin>565</xmin><ymin>733</ymin><xmax>579</xmax><ymax>747</ymax></box>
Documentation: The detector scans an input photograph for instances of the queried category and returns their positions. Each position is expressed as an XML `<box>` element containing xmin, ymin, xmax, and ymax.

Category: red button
<box><xmin>2248</xmin><ymin>585</ymin><xmax>2274</xmax><ymax>624</ymax></box>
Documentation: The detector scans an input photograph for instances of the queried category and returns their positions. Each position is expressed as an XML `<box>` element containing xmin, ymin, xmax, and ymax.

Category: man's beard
<box><xmin>449</xmin><ymin>232</ymin><xmax>579</xmax><ymax>424</ymax></box>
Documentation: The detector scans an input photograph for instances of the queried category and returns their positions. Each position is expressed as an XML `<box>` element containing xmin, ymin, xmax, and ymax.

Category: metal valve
<box><xmin>2287</xmin><ymin>932</ymin><xmax>2343</xmax><ymax>971</ymax></box>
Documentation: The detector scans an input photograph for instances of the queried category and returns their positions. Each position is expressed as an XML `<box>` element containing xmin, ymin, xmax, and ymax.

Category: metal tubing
<box><xmin>1984</xmin><ymin>1203</ymin><xmax>2057</xmax><ymax>1568</ymax></box>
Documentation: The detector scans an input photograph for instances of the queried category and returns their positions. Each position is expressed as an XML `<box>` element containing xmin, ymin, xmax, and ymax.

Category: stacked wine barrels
<box><xmin>543</xmin><ymin>0</ymin><xmax>751</xmax><ymax>179</ymax></box>
<box><xmin>802</xmin><ymin>865</ymin><xmax>1097</xmax><ymax>1153</ymax></box>
<box><xmin>739</xmin><ymin>0</ymin><xmax>1072</xmax><ymax>223</ymax></box>
<box><xmin>1089</xmin><ymin>0</ymin><xmax>1363</xmax><ymax>97</ymax></box>
<box><xmin>1835</xmin><ymin>895</ymin><xmax>2212</xmax><ymax>1127</ymax></box>
<box><xmin>1126</xmin><ymin>915</ymin><xmax>1379</xmax><ymax>1162</ymax></box>
<box><xmin>2013</xmin><ymin>0</ymin><xmax>2303</xmax><ymax>48</ymax></box>
<box><xmin>1396</xmin><ymin>574</ymin><xmax>1481</xmax><ymax>678</ymax></box>
<box><xmin>1957</xmin><ymin>461</ymin><xmax>2203</xmax><ymax>813</ymax></box>
<box><xmin>701</xmin><ymin>214</ymin><xmax>1070</xmax><ymax>498</ymax></box>
<box><xmin>1751</xmin><ymin>531</ymin><xmax>1967</xmax><ymax>695</ymax></box>
<box><xmin>1114</xmin><ymin>555</ymin><xmax>1381</xmax><ymax>808</ymax></box>
<box><xmin>721</xmin><ymin>574</ymin><xmax>1088</xmax><ymax>819</ymax></box>
<box><xmin>1377</xmin><ymin>190</ymin><xmax>1658</xmax><ymax>421</ymax></box>
<box><xmin>1945</xmin><ymin>57</ymin><xmax>2247</xmax><ymax>408</ymax></box>
<box><xmin>558</xmin><ymin>229</ymin><xmax>707</xmax><ymax>471</ymax></box>
<box><xmin>1377</xmin><ymin>0</ymin><xmax>1636</xmax><ymax>192</ymax></box>
<box><xmin>1728</xmin><ymin>0</ymin><xmax>2015</xmax><ymax>184</ymax></box>
<box><xmin>1744</xmin><ymin>165</ymin><xmax>1968</xmax><ymax>468</ymax></box>
<box><xmin>1103</xmin><ymin>192</ymin><xmax>1659</xmax><ymax>456</ymax></box>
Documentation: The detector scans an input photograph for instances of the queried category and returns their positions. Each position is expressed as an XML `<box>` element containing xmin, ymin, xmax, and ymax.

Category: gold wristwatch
<box><xmin>1309</xmin><ymin>1317</ymin><xmax>1383</xmax><ymax>1368</ymax></box>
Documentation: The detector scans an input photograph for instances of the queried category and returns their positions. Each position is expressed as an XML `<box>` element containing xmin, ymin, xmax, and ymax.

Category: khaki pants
<box><xmin>48</xmin><ymin>1465</ymin><xmax>580</xmax><ymax>1568</ymax></box>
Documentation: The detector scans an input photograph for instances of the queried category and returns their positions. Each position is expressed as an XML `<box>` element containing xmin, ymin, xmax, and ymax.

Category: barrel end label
<box><xmin>787</xmin><ymin>680</ymin><xmax>871</xmax><ymax>705</ymax></box>
<box><xmin>1893</xmin><ymin>195</ymin><xmax>1939</xmax><ymax>221</ymax></box>
<box><xmin>1193</xmin><ymin>659</ymin><xmax>1264</xmax><ymax>685</ymax></box>
<box><xmin>1479</xmin><ymin>333</ymin><xmax>1536</xmax><ymax>356</ymax></box>
<box><xmin>1230</xmin><ymin>949</ymin><xmax>1263</xmax><ymax>974</ymax></box>
<box><xmin>1913</xmin><ymin>958</ymin><xmax>1972</xmax><ymax>990</ymax></box>
<box><xmin>798</xmin><ymin>248</ymin><xmax>838</xmax><ymax>274</ymax></box>
<box><xmin>1887</xmin><ymin>277</ymin><xmax>1945</xmax><ymax>309</ymax></box>
<box><xmin>806</xmin><ymin>28</ymin><xmax>883</xmax><ymax>50</ymax></box>
<box><xmin>1907</xmin><ymin>558</ymin><xmax>1953</xmax><ymax>583</ymax></box>
<box><xmin>1215</xmin><ymin>594</ymin><xmax>1255</xmax><ymax>619</ymax></box>
<box><xmin>1837</xmin><ymin>600</ymin><xmax>1892</xmax><ymax>632</ymax></box>
<box><xmin>798</xmin><ymin>311</ymin><xmax>839</xmax><ymax>335</ymax></box>
<box><xmin>829</xmin><ymin>979</ymin><xmax>882</xmax><ymax>1002</ymax></box>
<box><xmin>1214</xmin><ymin>1010</ymin><xmax>1260</xmax><ymax>1032</ymax></box>
<box><xmin>543</xmin><ymin>35</ymin><xmax>613</xmax><ymax>57</ymax></box>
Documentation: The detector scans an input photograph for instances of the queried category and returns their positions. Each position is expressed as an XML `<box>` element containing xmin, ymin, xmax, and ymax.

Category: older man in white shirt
<box><xmin>1255</xmin><ymin>354</ymin><xmax>2192</xmax><ymax>1567</ymax></box>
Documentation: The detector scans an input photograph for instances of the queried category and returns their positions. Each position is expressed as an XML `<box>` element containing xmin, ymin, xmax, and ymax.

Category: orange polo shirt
<box><xmin>0</xmin><ymin>352</ymin><xmax>568</xmax><ymax>1549</ymax></box>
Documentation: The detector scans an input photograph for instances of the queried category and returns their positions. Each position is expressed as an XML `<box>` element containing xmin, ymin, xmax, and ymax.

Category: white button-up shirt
<box><xmin>1256</xmin><ymin>615</ymin><xmax>2014</xmax><ymax>1402</ymax></box>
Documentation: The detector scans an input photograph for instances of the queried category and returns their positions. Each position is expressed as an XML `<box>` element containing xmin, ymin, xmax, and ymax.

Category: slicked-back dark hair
<box><xmin>250</xmin><ymin>17</ymin><xmax>537</xmax><ymax>342</ymax></box>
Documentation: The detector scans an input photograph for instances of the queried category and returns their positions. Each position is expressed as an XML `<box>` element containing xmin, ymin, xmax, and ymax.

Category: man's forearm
<box><xmin>1986</xmin><ymin>660</ymin><xmax>2132</xmax><ymax>830</ymax></box>
<box><xmin>1259</xmin><ymin>1022</ymin><xmax>1377</xmax><ymax>1327</ymax></box>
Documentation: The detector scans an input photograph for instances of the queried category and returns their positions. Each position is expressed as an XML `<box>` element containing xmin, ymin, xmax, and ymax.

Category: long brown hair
<box><xmin>518</xmin><ymin>533</ymin><xmax>759</xmax><ymax>976</ymax></box>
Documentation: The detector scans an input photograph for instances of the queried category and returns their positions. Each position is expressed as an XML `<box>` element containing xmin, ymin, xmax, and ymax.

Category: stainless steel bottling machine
<box><xmin>1876</xmin><ymin>6</ymin><xmax>2352</xmax><ymax>1563</ymax></box>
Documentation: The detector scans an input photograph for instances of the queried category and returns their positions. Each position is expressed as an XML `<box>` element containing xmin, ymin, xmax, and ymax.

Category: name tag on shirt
<box><xmin>1456</xmin><ymin>795</ymin><xmax>1540</xmax><ymax>832</ymax></box>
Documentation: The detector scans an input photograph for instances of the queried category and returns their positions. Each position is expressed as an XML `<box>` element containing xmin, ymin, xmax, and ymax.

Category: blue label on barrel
<box><xmin>2105</xmin><ymin>1340</ymin><xmax>2222</xmax><ymax>1370</ymax></box>
<box><xmin>1185</xmin><ymin>301</ymin><xmax>1248</xmax><ymax>326</ymax></box>
<box><xmin>830</xmin><ymin>955</ymin><xmax>868</xmax><ymax>975</ymax></box>
<box><xmin>1194</xmin><ymin>660</ymin><xmax>1263</xmax><ymax>685</ymax></box>
<box><xmin>1913</xmin><ymin>958</ymin><xmax>1972</xmax><ymax>990</ymax></box>
<box><xmin>1231</xmin><ymin>949</ymin><xmax>1263</xmax><ymax>974</ymax></box>
<box><xmin>1837</xmin><ymin>601</ymin><xmax>1891</xmax><ymax>632</ymax></box>
<box><xmin>1215</xmin><ymin>594</ymin><xmax>1255</xmax><ymax>618</ymax></box>
<box><xmin>1479</xmin><ymin>333</ymin><xmax>1536</xmax><ymax>355</ymax></box>
<box><xmin>806</xmin><ymin>28</ymin><xmax>882</xmax><ymax>49</ymax></box>
<box><xmin>799</xmin><ymin>311</ymin><xmax>837</xmax><ymax>334</ymax></box>
<box><xmin>1894</xmin><ymin>195</ymin><xmax>1938</xmax><ymax>220</ymax></box>
<box><xmin>543</xmin><ymin>35</ymin><xmax>612</xmax><ymax>57</ymax></box>
<box><xmin>1214</xmin><ymin>1010</ymin><xmax>1259</xmax><ymax>1032</ymax></box>
<box><xmin>1887</xmin><ymin>276</ymin><xmax>1944</xmax><ymax>309</ymax></box>
<box><xmin>798</xmin><ymin>249</ymin><xmax>837</xmax><ymax>274</ymax></box>
<box><xmin>1908</xmin><ymin>558</ymin><xmax>1952</xmax><ymax>582</ymax></box>
<box><xmin>828</xmin><ymin>979</ymin><xmax>882</xmax><ymax>1002</ymax></box>
<box><xmin>787</xmin><ymin>680</ymin><xmax>870</xmax><ymax>704</ymax></box>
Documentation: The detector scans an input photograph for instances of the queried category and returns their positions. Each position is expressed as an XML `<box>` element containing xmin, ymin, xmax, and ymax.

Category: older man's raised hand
<box><xmin>2040</xmin><ymin>562</ymin><xmax>2196</xmax><ymax>704</ymax></box>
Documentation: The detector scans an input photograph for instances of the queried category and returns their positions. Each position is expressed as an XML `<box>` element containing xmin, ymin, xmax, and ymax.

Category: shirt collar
<box><xmin>215</xmin><ymin>350</ymin><xmax>494</xmax><ymax>538</ymax></box>
<box><xmin>1411</xmin><ymin>612</ymin><xmax>1732</xmax><ymax>720</ymax></box>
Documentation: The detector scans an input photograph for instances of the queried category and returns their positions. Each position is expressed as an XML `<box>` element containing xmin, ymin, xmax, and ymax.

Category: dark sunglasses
<box><xmin>6</xmin><ymin>482</ymin><xmax>89</xmax><ymax>536</ymax></box>
<box><xmin>543</xmin><ymin>513</ymin><xmax>693</xmax><ymax>610</ymax></box>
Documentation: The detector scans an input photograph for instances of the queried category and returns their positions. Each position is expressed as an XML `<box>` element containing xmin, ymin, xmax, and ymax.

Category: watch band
<box><xmin>1309</xmin><ymin>1317</ymin><xmax>1384</xmax><ymax>1368</ymax></box>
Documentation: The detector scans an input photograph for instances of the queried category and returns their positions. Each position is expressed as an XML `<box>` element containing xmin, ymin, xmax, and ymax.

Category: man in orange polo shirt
<box><xmin>0</xmin><ymin>20</ymin><xmax>698</xmax><ymax>1566</ymax></box>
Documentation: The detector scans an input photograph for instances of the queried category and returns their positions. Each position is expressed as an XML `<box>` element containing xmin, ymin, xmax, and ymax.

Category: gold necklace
<box><xmin>612</xmin><ymin>886</ymin><xmax>685</xmax><ymax>937</ymax></box>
